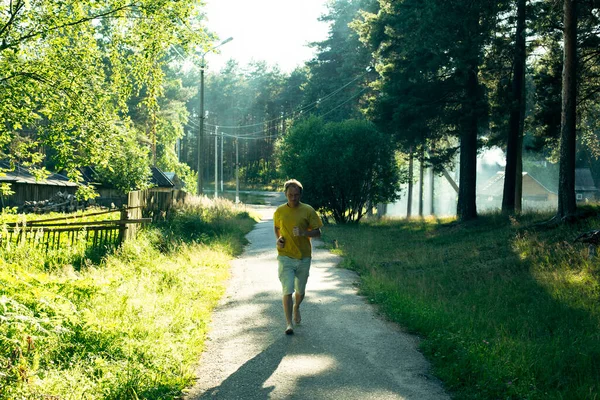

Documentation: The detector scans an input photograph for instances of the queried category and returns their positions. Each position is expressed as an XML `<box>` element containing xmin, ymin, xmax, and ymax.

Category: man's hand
<box><xmin>292</xmin><ymin>226</ymin><xmax>303</xmax><ymax>237</ymax></box>
<box><xmin>277</xmin><ymin>236</ymin><xmax>285</xmax><ymax>248</ymax></box>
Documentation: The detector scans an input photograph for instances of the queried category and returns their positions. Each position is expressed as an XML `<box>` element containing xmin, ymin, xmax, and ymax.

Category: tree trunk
<box><xmin>502</xmin><ymin>0</ymin><xmax>527</xmax><ymax>214</ymax></box>
<box><xmin>457</xmin><ymin>66</ymin><xmax>479</xmax><ymax>221</ymax></box>
<box><xmin>407</xmin><ymin>147</ymin><xmax>414</xmax><ymax>218</ymax></box>
<box><xmin>429</xmin><ymin>166</ymin><xmax>435</xmax><ymax>215</ymax></box>
<box><xmin>419</xmin><ymin>147</ymin><xmax>424</xmax><ymax>217</ymax></box>
<box><xmin>515</xmin><ymin>134</ymin><xmax>523</xmax><ymax>212</ymax></box>
<box><xmin>557</xmin><ymin>0</ymin><xmax>578</xmax><ymax>219</ymax></box>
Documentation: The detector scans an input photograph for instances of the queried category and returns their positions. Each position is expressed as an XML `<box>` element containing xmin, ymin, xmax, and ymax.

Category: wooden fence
<box><xmin>1</xmin><ymin>189</ymin><xmax>187</xmax><ymax>252</ymax></box>
<box><xmin>125</xmin><ymin>189</ymin><xmax>187</xmax><ymax>238</ymax></box>
<box><xmin>1</xmin><ymin>208</ymin><xmax>151</xmax><ymax>252</ymax></box>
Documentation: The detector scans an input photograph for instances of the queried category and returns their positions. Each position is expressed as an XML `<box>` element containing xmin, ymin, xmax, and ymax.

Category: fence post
<box><xmin>126</xmin><ymin>190</ymin><xmax>142</xmax><ymax>241</ymax></box>
<box><xmin>118</xmin><ymin>207</ymin><xmax>129</xmax><ymax>245</ymax></box>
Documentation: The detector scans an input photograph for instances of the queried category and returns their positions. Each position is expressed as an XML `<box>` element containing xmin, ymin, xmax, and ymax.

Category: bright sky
<box><xmin>202</xmin><ymin>0</ymin><xmax>330</xmax><ymax>73</ymax></box>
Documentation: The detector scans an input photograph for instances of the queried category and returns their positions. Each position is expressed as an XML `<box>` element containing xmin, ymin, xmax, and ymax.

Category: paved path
<box><xmin>185</xmin><ymin>206</ymin><xmax>449</xmax><ymax>400</ymax></box>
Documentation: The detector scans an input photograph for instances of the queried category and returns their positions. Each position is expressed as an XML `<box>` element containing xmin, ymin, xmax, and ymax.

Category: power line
<box><xmin>193</xmin><ymin>85</ymin><xmax>371</xmax><ymax>142</ymax></box>
<box><xmin>202</xmin><ymin>68</ymin><xmax>371</xmax><ymax>130</ymax></box>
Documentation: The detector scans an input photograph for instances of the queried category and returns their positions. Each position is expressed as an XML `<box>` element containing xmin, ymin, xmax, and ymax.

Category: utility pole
<box><xmin>197</xmin><ymin>60</ymin><xmax>205</xmax><ymax>195</ymax></box>
<box><xmin>214</xmin><ymin>126</ymin><xmax>218</xmax><ymax>199</ymax></box>
<box><xmin>196</xmin><ymin>37</ymin><xmax>233</xmax><ymax>196</ymax></box>
<box><xmin>235</xmin><ymin>138</ymin><xmax>240</xmax><ymax>204</ymax></box>
<box><xmin>220</xmin><ymin>130</ymin><xmax>224</xmax><ymax>193</ymax></box>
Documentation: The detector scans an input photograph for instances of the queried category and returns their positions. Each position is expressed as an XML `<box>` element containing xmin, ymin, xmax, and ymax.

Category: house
<box><xmin>78</xmin><ymin>166</ymin><xmax>127</xmax><ymax>208</ymax></box>
<box><xmin>575</xmin><ymin>168</ymin><xmax>599</xmax><ymax>202</ymax></box>
<box><xmin>150</xmin><ymin>167</ymin><xmax>175</xmax><ymax>192</ymax></box>
<box><xmin>0</xmin><ymin>161</ymin><xmax>80</xmax><ymax>208</ymax></box>
<box><xmin>78</xmin><ymin>166</ymin><xmax>176</xmax><ymax>207</ymax></box>
<box><xmin>477</xmin><ymin>171</ymin><xmax>558</xmax><ymax>211</ymax></box>
<box><xmin>163</xmin><ymin>172</ymin><xmax>185</xmax><ymax>190</ymax></box>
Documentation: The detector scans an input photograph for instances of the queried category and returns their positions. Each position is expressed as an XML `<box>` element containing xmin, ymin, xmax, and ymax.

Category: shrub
<box><xmin>277</xmin><ymin>117</ymin><xmax>401</xmax><ymax>223</ymax></box>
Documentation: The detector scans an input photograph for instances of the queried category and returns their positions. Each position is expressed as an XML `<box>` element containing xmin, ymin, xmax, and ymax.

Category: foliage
<box><xmin>325</xmin><ymin>209</ymin><xmax>600</xmax><ymax>399</ymax></box>
<box><xmin>302</xmin><ymin>0</ymin><xmax>377</xmax><ymax>123</ymax></box>
<box><xmin>0</xmin><ymin>198</ymin><xmax>255</xmax><ymax>399</ymax></box>
<box><xmin>0</xmin><ymin>0</ymin><xmax>210</xmax><ymax>190</ymax></box>
<box><xmin>93</xmin><ymin>132</ymin><xmax>153</xmax><ymax>195</ymax></box>
<box><xmin>277</xmin><ymin>117</ymin><xmax>401</xmax><ymax>223</ymax></box>
<box><xmin>0</xmin><ymin>182</ymin><xmax>15</xmax><ymax>205</ymax></box>
<box><xmin>353</xmin><ymin>0</ymin><xmax>508</xmax><ymax>221</ymax></box>
<box><xmin>155</xmin><ymin>196</ymin><xmax>256</xmax><ymax>248</ymax></box>
<box><xmin>530</xmin><ymin>42</ymin><xmax>563</xmax><ymax>156</ymax></box>
<box><xmin>75</xmin><ymin>184</ymin><xmax>100</xmax><ymax>201</ymax></box>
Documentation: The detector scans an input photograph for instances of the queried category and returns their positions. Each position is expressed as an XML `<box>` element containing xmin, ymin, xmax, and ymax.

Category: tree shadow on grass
<box><xmin>327</xmin><ymin>216</ymin><xmax>600</xmax><ymax>398</ymax></box>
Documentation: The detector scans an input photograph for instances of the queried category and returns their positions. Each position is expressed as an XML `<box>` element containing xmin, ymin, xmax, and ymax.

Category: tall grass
<box><xmin>324</xmin><ymin>210</ymin><xmax>600</xmax><ymax>400</ymax></box>
<box><xmin>0</xmin><ymin>197</ymin><xmax>257</xmax><ymax>399</ymax></box>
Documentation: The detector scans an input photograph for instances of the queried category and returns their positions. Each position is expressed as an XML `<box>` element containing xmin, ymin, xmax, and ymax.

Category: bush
<box><xmin>277</xmin><ymin>117</ymin><xmax>401</xmax><ymax>223</ymax></box>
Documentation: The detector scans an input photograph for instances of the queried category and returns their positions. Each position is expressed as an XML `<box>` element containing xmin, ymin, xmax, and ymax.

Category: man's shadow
<box><xmin>197</xmin><ymin>335</ymin><xmax>291</xmax><ymax>399</ymax></box>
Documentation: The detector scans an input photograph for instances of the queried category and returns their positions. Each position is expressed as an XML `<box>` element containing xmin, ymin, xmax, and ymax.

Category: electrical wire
<box><xmin>202</xmin><ymin>68</ymin><xmax>371</xmax><ymax>130</ymax></box>
<box><xmin>188</xmin><ymin>85</ymin><xmax>371</xmax><ymax>142</ymax></box>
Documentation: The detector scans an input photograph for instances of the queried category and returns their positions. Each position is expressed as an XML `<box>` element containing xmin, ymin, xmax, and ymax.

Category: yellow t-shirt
<box><xmin>274</xmin><ymin>202</ymin><xmax>323</xmax><ymax>259</ymax></box>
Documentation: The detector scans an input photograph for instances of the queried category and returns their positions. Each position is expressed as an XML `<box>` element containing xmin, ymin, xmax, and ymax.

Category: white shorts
<box><xmin>277</xmin><ymin>256</ymin><xmax>311</xmax><ymax>295</ymax></box>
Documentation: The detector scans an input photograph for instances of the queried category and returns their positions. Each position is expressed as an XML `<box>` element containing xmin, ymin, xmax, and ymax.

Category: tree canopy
<box><xmin>277</xmin><ymin>117</ymin><xmax>401</xmax><ymax>223</ymax></box>
<box><xmin>1</xmin><ymin>0</ymin><xmax>210</xmax><ymax>194</ymax></box>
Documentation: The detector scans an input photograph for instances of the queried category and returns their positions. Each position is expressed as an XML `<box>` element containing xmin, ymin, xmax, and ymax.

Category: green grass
<box><xmin>0</xmin><ymin>207</ymin><xmax>130</xmax><ymax>270</ymax></box>
<box><xmin>0</xmin><ymin>197</ymin><xmax>257</xmax><ymax>399</ymax></box>
<box><xmin>0</xmin><ymin>206</ymin><xmax>121</xmax><ymax>225</ymax></box>
<box><xmin>324</xmin><ymin>209</ymin><xmax>600</xmax><ymax>400</ymax></box>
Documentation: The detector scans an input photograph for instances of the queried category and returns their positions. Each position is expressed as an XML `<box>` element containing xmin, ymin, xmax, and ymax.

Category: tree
<box><xmin>0</xmin><ymin>0</ymin><xmax>209</xmax><ymax>194</ymax></box>
<box><xmin>354</xmin><ymin>0</ymin><xmax>505</xmax><ymax>221</ymax></box>
<box><xmin>502</xmin><ymin>0</ymin><xmax>528</xmax><ymax>214</ymax></box>
<box><xmin>277</xmin><ymin>117</ymin><xmax>401</xmax><ymax>223</ymax></box>
<box><xmin>303</xmin><ymin>0</ymin><xmax>377</xmax><ymax>123</ymax></box>
<box><xmin>94</xmin><ymin>131</ymin><xmax>152</xmax><ymax>195</ymax></box>
<box><xmin>154</xmin><ymin>66</ymin><xmax>198</xmax><ymax>192</ymax></box>
<box><xmin>557</xmin><ymin>0</ymin><xmax>578</xmax><ymax>219</ymax></box>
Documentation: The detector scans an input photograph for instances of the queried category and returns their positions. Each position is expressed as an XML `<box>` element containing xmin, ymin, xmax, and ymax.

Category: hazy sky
<box><xmin>202</xmin><ymin>0</ymin><xmax>330</xmax><ymax>73</ymax></box>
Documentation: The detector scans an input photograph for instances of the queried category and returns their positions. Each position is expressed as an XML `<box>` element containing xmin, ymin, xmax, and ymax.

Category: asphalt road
<box><xmin>185</xmin><ymin>204</ymin><xmax>449</xmax><ymax>400</ymax></box>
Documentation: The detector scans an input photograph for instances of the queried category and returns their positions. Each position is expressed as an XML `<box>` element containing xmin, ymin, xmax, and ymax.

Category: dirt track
<box><xmin>185</xmin><ymin>204</ymin><xmax>449</xmax><ymax>399</ymax></box>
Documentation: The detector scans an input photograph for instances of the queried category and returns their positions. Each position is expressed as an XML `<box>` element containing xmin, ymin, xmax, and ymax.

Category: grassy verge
<box><xmin>0</xmin><ymin>197</ymin><xmax>257</xmax><ymax>399</ymax></box>
<box><xmin>323</xmin><ymin>210</ymin><xmax>600</xmax><ymax>400</ymax></box>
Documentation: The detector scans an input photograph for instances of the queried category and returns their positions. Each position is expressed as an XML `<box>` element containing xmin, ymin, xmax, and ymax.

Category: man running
<box><xmin>273</xmin><ymin>179</ymin><xmax>323</xmax><ymax>335</ymax></box>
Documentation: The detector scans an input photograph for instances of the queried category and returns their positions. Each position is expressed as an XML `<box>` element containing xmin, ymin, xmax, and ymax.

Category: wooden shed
<box><xmin>78</xmin><ymin>166</ymin><xmax>176</xmax><ymax>207</ymax></box>
<box><xmin>150</xmin><ymin>167</ymin><xmax>175</xmax><ymax>192</ymax></box>
<box><xmin>0</xmin><ymin>161</ymin><xmax>79</xmax><ymax>208</ymax></box>
<box><xmin>163</xmin><ymin>172</ymin><xmax>185</xmax><ymax>190</ymax></box>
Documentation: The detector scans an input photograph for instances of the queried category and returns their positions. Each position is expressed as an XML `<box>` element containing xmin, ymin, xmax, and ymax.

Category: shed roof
<box><xmin>0</xmin><ymin>161</ymin><xmax>79</xmax><ymax>187</ymax></box>
<box><xmin>150</xmin><ymin>166</ymin><xmax>174</xmax><ymax>188</ymax></box>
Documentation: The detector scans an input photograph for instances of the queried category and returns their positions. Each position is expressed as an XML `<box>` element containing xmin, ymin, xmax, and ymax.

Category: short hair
<box><xmin>284</xmin><ymin>179</ymin><xmax>303</xmax><ymax>194</ymax></box>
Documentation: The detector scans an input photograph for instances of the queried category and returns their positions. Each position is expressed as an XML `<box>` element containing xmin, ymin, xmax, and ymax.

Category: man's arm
<box><xmin>274</xmin><ymin>226</ymin><xmax>281</xmax><ymax>240</ymax></box>
<box><xmin>274</xmin><ymin>226</ymin><xmax>285</xmax><ymax>248</ymax></box>
<box><xmin>294</xmin><ymin>227</ymin><xmax>321</xmax><ymax>238</ymax></box>
<box><xmin>306</xmin><ymin>228</ymin><xmax>321</xmax><ymax>238</ymax></box>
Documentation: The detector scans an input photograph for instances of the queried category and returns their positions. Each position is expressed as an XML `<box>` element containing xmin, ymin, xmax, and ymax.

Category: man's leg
<box><xmin>283</xmin><ymin>294</ymin><xmax>294</xmax><ymax>334</ymax></box>
<box><xmin>293</xmin><ymin>258</ymin><xmax>311</xmax><ymax>324</ymax></box>
<box><xmin>278</xmin><ymin>256</ymin><xmax>295</xmax><ymax>334</ymax></box>
<box><xmin>293</xmin><ymin>292</ymin><xmax>304</xmax><ymax>324</ymax></box>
